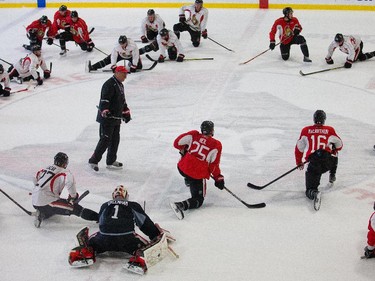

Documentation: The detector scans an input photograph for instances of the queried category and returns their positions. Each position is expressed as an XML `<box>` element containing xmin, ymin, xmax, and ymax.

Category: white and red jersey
<box><xmin>32</xmin><ymin>164</ymin><xmax>77</xmax><ymax>206</ymax></box>
<box><xmin>0</xmin><ymin>71</ymin><xmax>10</xmax><ymax>88</ymax></box>
<box><xmin>269</xmin><ymin>17</ymin><xmax>302</xmax><ymax>45</ymax></box>
<box><xmin>295</xmin><ymin>124</ymin><xmax>343</xmax><ymax>165</ymax></box>
<box><xmin>50</xmin><ymin>9</ymin><xmax>71</xmax><ymax>36</ymax></box>
<box><xmin>367</xmin><ymin>212</ymin><xmax>375</xmax><ymax>249</ymax></box>
<box><xmin>140</xmin><ymin>14</ymin><xmax>165</xmax><ymax>36</ymax></box>
<box><xmin>110</xmin><ymin>39</ymin><xmax>140</xmax><ymax>67</ymax></box>
<box><xmin>157</xmin><ymin>30</ymin><xmax>184</xmax><ymax>58</ymax></box>
<box><xmin>67</xmin><ymin>17</ymin><xmax>91</xmax><ymax>44</ymax></box>
<box><xmin>26</xmin><ymin>19</ymin><xmax>52</xmax><ymax>41</ymax></box>
<box><xmin>180</xmin><ymin>4</ymin><xmax>208</xmax><ymax>32</ymax></box>
<box><xmin>326</xmin><ymin>35</ymin><xmax>362</xmax><ymax>62</ymax></box>
<box><xmin>13</xmin><ymin>53</ymin><xmax>48</xmax><ymax>80</ymax></box>
<box><xmin>174</xmin><ymin>130</ymin><xmax>222</xmax><ymax>180</ymax></box>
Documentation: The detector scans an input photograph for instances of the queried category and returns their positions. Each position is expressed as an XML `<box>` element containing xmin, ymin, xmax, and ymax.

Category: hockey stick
<box><xmin>207</xmin><ymin>36</ymin><xmax>234</xmax><ymax>52</ymax></box>
<box><xmin>247</xmin><ymin>162</ymin><xmax>308</xmax><ymax>190</ymax></box>
<box><xmin>74</xmin><ymin>190</ymin><xmax>90</xmax><ymax>204</ymax></box>
<box><xmin>0</xmin><ymin>188</ymin><xmax>35</xmax><ymax>216</ymax></box>
<box><xmin>299</xmin><ymin>66</ymin><xmax>345</xmax><ymax>76</ymax></box>
<box><xmin>0</xmin><ymin>58</ymin><xmax>13</xmax><ymax>65</ymax></box>
<box><xmin>10</xmin><ymin>86</ymin><xmax>30</xmax><ymax>94</ymax></box>
<box><xmin>94</xmin><ymin>47</ymin><xmax>109</xmax><ymax>56</ymax></box>
<box><xmin>145</xmin><ymin>54</ymin><xmax>212</xmax><ymax>62</ymax></box>
<box><xmin>224</xmin><ymin>187</ymin><xmax>266</xmax><ymax>209</ymax></box>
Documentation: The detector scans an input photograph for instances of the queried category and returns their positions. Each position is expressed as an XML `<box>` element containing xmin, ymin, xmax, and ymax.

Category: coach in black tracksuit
<box><xmin>88</xmin><ymin>66</ymin><xmax>131</xmax><ymax>171</ymax></box>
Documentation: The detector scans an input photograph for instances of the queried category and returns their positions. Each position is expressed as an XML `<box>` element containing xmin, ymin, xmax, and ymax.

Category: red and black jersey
<box><xmin>67</xmin><ymin>17</ymin><xmax>90</xmax><ymax>43</ymax></box>
<box><xmin>269</xmin><ymin>17</ymin><xmax>302</xmax><ymax>45</ymax></box>
<box><xmin>50</xmin><ymin>9</ymin><xmax>71</xmax><ymax>36</ymax></box>
<box><xmin>368</xmin><ymin>212</ymin><xmax>375</xmax><ymax>248</ymax></box>
<box><xmin>174</xmin><ymin>130</ymin><xmax>222</xmax><ymax>180</ymax></box>
<box><xmin>26</xmin><ymin>19</ymin><xmax>52</xmax><ymax>41</ymax></box>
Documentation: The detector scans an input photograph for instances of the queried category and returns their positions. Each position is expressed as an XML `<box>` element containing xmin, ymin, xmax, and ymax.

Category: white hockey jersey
<box><xmin>157</xmin><ymin>30</ymin><xmax>184</xmax><ymax>58</ymax></box>
<box><xmin>326</xmin><ymin>35</ymin><xmax>362</xmax><ymax>62</ymax></box>
<box><xmin>180</xmin><ymin>4</ymin><xmax>208</xmax><ymax>32</ymax></box>
<box><xmin>13</xmin><ymin>52</ymin><xmax>48</xmax><ymax>80</ymax></box>
<box><xmin>32</xmin><ymin>164</ymin><xmax>77</xmax><ymax>206</ymax></box>
<box><xmin>0</xmin><ymin>71</ymin><xmax>10</xmax><ymax>88</ymax></box>
<box><xmin>140</xmin><ymin>14</ymin><xmax>165</xmax><ymax>36</ymax></box>
<box><xmin>111</xmin><ymin>39</ymin><xmax>140</xmax><ymax>67</ymax></box>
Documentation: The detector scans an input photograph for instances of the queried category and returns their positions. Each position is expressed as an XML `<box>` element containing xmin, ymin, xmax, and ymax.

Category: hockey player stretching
<box><xmin>364</xmin><ymin>202</ymin><xmax>375</xmax><ymax>259</ymax></box>
<box><xmin>295</xmin><ymin>110</ymin><xmax>343</xmax><ymax>210</ymax></box>
<box><xmin>170</xmin><ymin>121</ymin><xmax>225</xmax><ymax>219</ymax></box>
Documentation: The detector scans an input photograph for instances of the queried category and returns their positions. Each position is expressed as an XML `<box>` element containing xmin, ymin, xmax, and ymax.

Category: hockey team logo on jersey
<box><xmin>284</xmin><ymin>26</ymin><xmax>293</xmax><ymax>37</ymax></box>
<box><xmin>191</xmin><ymin>15</ymin><xmax>199</xmax><ymax>26</ymax></box>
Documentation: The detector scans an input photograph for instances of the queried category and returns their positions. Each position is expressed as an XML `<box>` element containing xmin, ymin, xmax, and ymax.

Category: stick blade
<box><xmin>247</xmin><ymin>182</ymin><xmax>265</xmax><ymax>190</ymax></box>
<box><xmin>245</xmin><ymin>202</ymin><xmax>266</xmax><ymax>209</ymax></box>
<box><xmin>299</xmin><ymin>70</ymin><xmax>306</xmax><ymax>76</ymax></box>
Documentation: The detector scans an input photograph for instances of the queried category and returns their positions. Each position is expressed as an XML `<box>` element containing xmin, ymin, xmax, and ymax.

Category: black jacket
<box><xmin>96</xmin><ymin>76</ymin><xmax>128</xmax><ymax>125</ymax></box>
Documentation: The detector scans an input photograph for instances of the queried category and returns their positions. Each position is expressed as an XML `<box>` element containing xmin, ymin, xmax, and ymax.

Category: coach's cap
<box><xmin>115</xmin><ymin>66</ymin><xmax>127</xmax><ymax>73</ymax></box>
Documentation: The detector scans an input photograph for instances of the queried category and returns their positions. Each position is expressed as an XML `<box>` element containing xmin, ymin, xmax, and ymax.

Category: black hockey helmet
<box><xmin>334</xmin><ymin>33</ymin><xmax>344</xmax><ymax>43</ymax></box>
<box><xmin>159</xmin><ymin>28</ymin><xmax>169</xmax><ymax>37</ymax></box>
<box><xmin>195</xmin><ymin>0</ymin><xmax>203</xmax><ymax>3</ymax></box>
<box><xmin>71</xmin><ymin>10</ymin><xmax>78</xmax><ymax>18</ymax></box>
<box><xmin>118</xmin><ymin>35</ymin><xmax>127</xmax><ymax>44</ymax></box>
<box><xmin>40</xmin><ymin>15</ymin><xmax>48</xmax><ymax>25</ymax></box>
<box><xmin>0</xmin><ymin>64</ymin><xmax>3</xmax><ymax>74</ymax></box>
<box><xmin>112</xmin><ymin>185</ymin><xmax>129</xmax><ymax>200</ymax></box>
<box><xmin>31</xmin><ymin>45</ymin><xmax>41</xmax><ymax>52</ymax></box>
<box><xmin>59</xmin><ymin>5</ymin><xmax>67</xmax><ymax>12</ymax></box>
<box><xmin>54</xmin><ymin>152</ymin><xmax>69</xmax><ymax>167</ymax></box>
<box><xmin>201</xmin><ymin>120</ymin><xmax>214</xmax><ymax>136</ymax></box>
<box><xmin>147</xmin><ymin>9</ymin><xmax>155</xmax><ymax>16</ymax></box>
<box><xmin>283</xmin><ymin>7</ymin><xmax>293</xmax><ymax>16</ymax></box>
<box><xmin>313</xmin><ymin>110</ymin><xmax>326</xmax><ymax>125</ymax></box>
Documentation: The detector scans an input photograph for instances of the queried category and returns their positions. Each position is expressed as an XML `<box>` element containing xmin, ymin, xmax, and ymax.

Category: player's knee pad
<box><xmin>281</xmin><ymin>53</ymin><xmax>290</xmax><ymax>60</ymax></box>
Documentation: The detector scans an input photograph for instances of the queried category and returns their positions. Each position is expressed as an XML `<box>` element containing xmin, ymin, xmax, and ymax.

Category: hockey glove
<box><xmin>101</xmin><ymin>109</ymin><xmax>111</xmax><ymax>118</ymax></box>
<box><xmin>47</xmin><ymin>37</ymin><xmax>54</xmax><ymax>45</ymax></box>
<box><xmin>202</xmin><ymin>29</ymin><xmax>208</xmax><ymax>39</ymax></box>
<box><xmin>141</xmin><ymin>35</ymin><xmax>148</xmax><ymax>43</ymax></box>
<box><xmin>44</xmin><ymin>70</ymin><xmax>51</xmax><ymax>79</ymax></box>
<box><xmin>130</xmin><ymin>64</ymin><xmax>137</xmax><ymax>73</ymax></box>
<box><xmin>325</xmin><ymin>57</ymin><xmax>334</xmax><ymax>65</ymax></box>
<box><xmin>2</xmin><ymin>87</ymin><xmax>11</xmax><ymax>97</ymax></box>
<box><xmin>344</xmin><ymin>60</ymin><xmax>352</xmax><ymax>68</ymax></box>
<box><xmin>176</xmin><ymin>54</ymin><xmax>185</xmax><ymax>62</ymax></box>
<box><xmin>68</xmin><ymin>193</ymin><xmax>79</xmax><ymax>204</ymax></box>
<box><xmin>158</xmin><ymin>55</ymin><xmax>165</xmax><ymax>63</ymax></box>
<box><xmin>364</xmin><ymin>246</ymin><xmax>375</xmax><ymax>258</ymax></box>
<box><xmin>122</xmin><ymin>108</ymin><xmax>131</xmax><ymax>123</ymax></box>
<box><xmin>179</xmin><ymin>14</ymin><xmax>186</xmax><ymax>23</ymax></box>
<box><xmin>55</xmin><ymin>33</ymin><xmax>61</xmax><ymax>39</ymax></box>
<box><xmin>214</xmin><ymin>175</ymin><xmax>225</xmax><ymax>190</ymax></box>
<box><xmin>269</xmin><ymin>41</ymin><xmax>276</xmax><ymax>50</ymax></box>
<box><xmin>36</xmin><ymin>77</ymin><xmax>43</xmax><ymax>86</ymax></box>
<box><xmin>87</xmin><ymin>39</ymin><xmax>95</xmax><ymax>52</ymax></box>
<box><xmin>293</xmin><ymin>25</ymin><xmax>301</xmax><ymax>36</ymax></box>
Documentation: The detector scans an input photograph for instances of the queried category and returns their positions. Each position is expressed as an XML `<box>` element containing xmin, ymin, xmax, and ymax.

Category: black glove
<box><xmin>28</xmin><ymin>29</ymin><xmax>37</xmax><ymax>39</ymax></box>
<box><xmin>179</xmin><ymin>14</ymin><xmax>186</xmax><ymax>23</ymax></box>
<box><xmin>202</xmin><ymin>29</ymin><xmax>208</xmax><ymax>39</ymax></box>
<box><xmin>214</xmin><ymin>175</ymin><xmax>225</xmax><ymax>190</ymax></box>
<box><xmin>64</xmin><ymin>25</ymin><xmax>71</xmax><ymax>32</ymax></box>
<box><xmin>344</xmin><ymin>60</ymin><xmax>352</xmax><ymax>68</ymax></box>
<box><xmin>269</xmin><ymin>41</ymin><xmax>276</xmax><ymax>50</ymax></box>
<box><xmin>55</xmin><ymin>33</ymin><xmax>61</xmax><ymax>39</ymax></box>
<box><xmin>47</xmin><ymin>37</ymin><xmax>53</xmax><ymax>45</ymax></box>
<box><xmin>158</xmin><ymin>54</ymin><xmax>165</xmax><ymax>63</ymax></box>
<box><xmin>36</xmin><ymin>77</ymin><xmax>43</xmax><ymax>85</ymax></box>
<box><xmin>2</xmin><ymin>87</ymin><xmax>11</xmax><ymax>97</ymax></box>
<box><xmin>101</xmin><ymin>109</ymin><xmax>111</xmax><ymax>118</ymax></box>
<box><xmin>141</xmin><ymin>35</ymin><xmax>148</xmax><ymax>43</ymax></box>
<box><xmin>293</xmin><ymin>25</ymin><xmax>301</xmax><ymax>36</ymax></box>
<box><xmin>87</xmin><ymin>39</ymin><xmax>95</xmax><ymax>52</ymax></box>
<box><xmin>44</xmin><ymin>70</ymin><xmax>51</xmax><ymax>79</ymax></box>
<box><xmin>176</xmin><ymin>54</ymin><xmax>185</xmax><ymax>62</ymax></box>
<box><xmin>122</xmin><ymin>109</ymin><xmax>131</xmax><ymax>123</ymax></box>
<box><xmin>364</xmin><ymin>246</ymin><xmax>375</xmax><ymax>258</ymax></box>
<box><xmin>325</xmin><ymin>57</ymin><xmax>334</xmax><ymax>65</ymax></box>
<box><xmin>130</xmin><ymin>65</ymin><xmax>137</xmax><ymax>73</ymax></box>
<box><xmin>68</xmin><ymin>193</ymin><xmax>79</xmax><ymax>204</ymax></box>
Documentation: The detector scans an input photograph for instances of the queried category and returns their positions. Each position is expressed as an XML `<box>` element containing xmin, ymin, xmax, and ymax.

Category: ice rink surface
<box><xmin>1</xmin><ymin>7</ymin><xmax>375</xmax><ymax>281</ymax></box>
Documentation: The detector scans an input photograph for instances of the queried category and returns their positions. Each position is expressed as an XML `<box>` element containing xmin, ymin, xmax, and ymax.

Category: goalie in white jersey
<box><xmin>173</xmin><ymin>0</ymin><xmax>208</xmax><ymax>47</ymax></box>
<box><xmin>8</xmin><ymin>45</ymin><xmax>50</xmax><ymax>86</ymax></box>
<box><xmin>32</xmin><ymin>152</ymin><xmax>99</xmax><ymax>228</ymax></box>
<box><xmin>325</xmin><ymin>33</ymin><xmax>375</xmax><ymax>69</ymax></box>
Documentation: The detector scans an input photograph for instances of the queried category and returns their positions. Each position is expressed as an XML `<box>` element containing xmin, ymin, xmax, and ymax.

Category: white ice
<box><xmin>1</xmin><ymin>7</ymin><xmax>375</xmax><ymax>281</ymax></box>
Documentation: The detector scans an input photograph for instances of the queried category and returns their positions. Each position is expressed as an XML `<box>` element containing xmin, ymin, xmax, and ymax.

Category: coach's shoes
<box><xmin>106</xmin><ymin>161</ymin><xmax>123</xmax><ymax>170</ymax></box>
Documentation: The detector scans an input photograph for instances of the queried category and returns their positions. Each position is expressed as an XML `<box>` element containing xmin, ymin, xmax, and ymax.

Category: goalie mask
<box><xmin>112</xmin><ymin>185</ymin><xmax>129</xmax><ymax>200</ymax></box>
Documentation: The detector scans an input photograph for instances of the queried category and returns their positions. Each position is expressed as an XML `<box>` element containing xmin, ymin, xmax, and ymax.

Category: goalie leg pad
<box><xmin>69</xmin><ymin>246</ymin><xmax>96</xmax><ymax>267</ymax></box>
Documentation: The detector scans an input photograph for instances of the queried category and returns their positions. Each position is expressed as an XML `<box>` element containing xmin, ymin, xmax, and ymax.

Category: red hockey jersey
<box><xmin>368</xmin><ymin>212</ymin><xmax>375</xmax><ymax>248</ymax></box>
<box><xmin>269</xmin><ymin>16</ymin><xmax>302</xmax><ymax>45</ymax></box>
<box><xmin>174</xmin><ymin>130</ymin><xmax>222</xmax><ymax>180</ymax></box>
<box><xmin>26</xmin><ymin>19</ymin><xmax>52</xmax><ymax>41</ymax></box>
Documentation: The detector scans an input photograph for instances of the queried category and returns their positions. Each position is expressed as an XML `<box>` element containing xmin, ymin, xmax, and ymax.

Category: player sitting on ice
<box><xmin>68</xmin><ymin>185</ymin><xmax>176</xmax><ymax>274</ymax></box>
<box><xmin>0</xmin><ymin>64</ymin><xmax>11</xmax><ymax>97</ymax></box>
<box><xmin>8</xmin><ymin>45</ymin><xmax>50</xmax><ymax>86</ymax></box>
